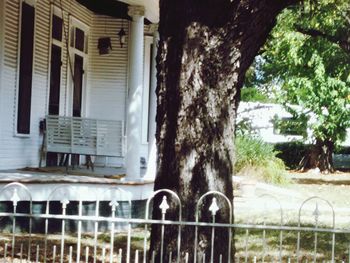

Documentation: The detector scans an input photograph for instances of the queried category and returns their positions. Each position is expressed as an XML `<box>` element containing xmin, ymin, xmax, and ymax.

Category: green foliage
<box><xmin>273</xmin><ymin>115</ymin><xmax>307</xmax><ymax>137</ymax></box>
<box><xmin>234</xmin><ymin>136</ymin><xmax>288</xmax><ymax>184</ymax></box>
<box><xmin>274</xmin><ymin>141</ymin><xmax>308</xmax><ymax>169</ymax></box>
<box><xmin>254</xmin><ymin>0</ymin><xmax>350</xmax><ymax>150</ymax></box>
<box><xmin>241</xmin><ymin>87</ymin><xmax>272</xmax><ymax>103</ymax></box>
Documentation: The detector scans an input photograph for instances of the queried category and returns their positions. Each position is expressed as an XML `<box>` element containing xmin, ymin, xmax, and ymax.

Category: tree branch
<box><xmin>295</xmin><ymin>25</ymin><xmax>350</xmax><ymax>54</ymax></box>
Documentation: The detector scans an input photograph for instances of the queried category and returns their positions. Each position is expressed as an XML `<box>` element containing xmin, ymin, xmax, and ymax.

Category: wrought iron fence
<box><xmin>0</xmin><ymin>182</ymin><xmax>349</xmax><ymax>263</ymax></box>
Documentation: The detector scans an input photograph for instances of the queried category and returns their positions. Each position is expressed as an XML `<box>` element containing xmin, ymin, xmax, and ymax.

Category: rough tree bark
<box><xmin>151</xmin><ymin>0</ymin><xmax>298</xmax><ymax>262</ymax></box>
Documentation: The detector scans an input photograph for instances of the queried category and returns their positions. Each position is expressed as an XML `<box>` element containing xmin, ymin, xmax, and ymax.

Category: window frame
<box><xmin>66</xmin><ymin>15</ymin><xmax>89</xmax><ymax>117</ymax></box>
<box><xmin>47</xmin><ymin>4</ymin><xmax>64</xmax><ymax>116</ymax></box>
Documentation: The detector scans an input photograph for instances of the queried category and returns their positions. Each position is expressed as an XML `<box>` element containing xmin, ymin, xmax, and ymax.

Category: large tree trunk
<box><xmin>299</xmin><ymin>139</ymin><xmax>335</xmax><ymax>173</ymax></box>
<box><xmin>151</xmin><ymin>0</ymin><xmax>298</xmax><ymax>262</ymax></box>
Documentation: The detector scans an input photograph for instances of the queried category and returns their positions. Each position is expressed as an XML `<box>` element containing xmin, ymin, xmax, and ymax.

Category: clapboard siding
<box><xmin>0</xmin><ymin>0</ymin><xmax>4</xmax><ymax>140</ymax></box>
<box><xmin>0</xmin><ymin>0</ymin><xmax>94</xmax><ymax>169</ymax></box>
<box><xmin>88</xmin><ymin>15</ymin><xmax>128</xmax><ymax>121</ymax></box>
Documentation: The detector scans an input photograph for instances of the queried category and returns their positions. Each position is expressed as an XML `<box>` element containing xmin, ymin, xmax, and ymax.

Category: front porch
<box><xmin>0</xmin><ymin>0</ymin><xmax>160</xmax><ymax>186</ymax></box>
<box><xmin>0</xmin><ymin>166</ymin><xmax>154</xmax><ymax>201</ymax></box>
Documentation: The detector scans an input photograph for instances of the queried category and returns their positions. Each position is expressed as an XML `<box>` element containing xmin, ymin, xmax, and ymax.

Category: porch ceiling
<box><xmin>77</xmin><ymin>0</ymin><xmax>159</xmax><ymax>23</ymax></box>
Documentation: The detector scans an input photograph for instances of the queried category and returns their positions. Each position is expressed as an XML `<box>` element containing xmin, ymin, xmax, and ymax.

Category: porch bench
<box><xmin>44</xmin><ymin>115</ymin><xmax>125</xmax><ymax>169</ymax></box>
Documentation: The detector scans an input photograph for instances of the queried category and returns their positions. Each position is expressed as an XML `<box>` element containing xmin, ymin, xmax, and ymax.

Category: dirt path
<box><xmin>234</xmin><ymin>171</ymin><xmax>350</xmax><ymax>228</ymax></box>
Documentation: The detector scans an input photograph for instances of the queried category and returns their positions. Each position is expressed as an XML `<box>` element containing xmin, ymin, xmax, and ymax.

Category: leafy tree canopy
<box><xmin>255</xmin><ymin>0</ymin><xmax>350</xmax><ymax>148</ymax></box>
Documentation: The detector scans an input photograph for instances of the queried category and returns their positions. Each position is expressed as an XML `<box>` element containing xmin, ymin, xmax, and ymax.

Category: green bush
<box><xmin>273</xmin><ymin>141</ymin><xmax>307</xmax><ymax>169</ymax></box>
<box><xmin>234</xmin><ymin>136</ymin><xmax>289</xmax><ymax>184</ymax></box>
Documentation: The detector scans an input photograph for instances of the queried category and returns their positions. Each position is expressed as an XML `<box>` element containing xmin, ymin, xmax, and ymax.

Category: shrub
<box><xmin>234</xmin><ymin>136</ymin><xmax>289</xmax><ymax>184</ymax></box>
<box><xmin>273</xmin><ymin>141</ymin><xmax>307</xmax><ymax>169</ymax></box>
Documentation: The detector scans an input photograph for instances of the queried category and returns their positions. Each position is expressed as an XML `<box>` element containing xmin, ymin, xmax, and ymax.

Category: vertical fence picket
<box><xmin>94</xmin><ymin>200</ymin><xmax>100</xmax><ymax>263</ymax></box>
<box><xmin>28</xmin><ymin>195</ymin><xmax>33</xmax><ymax>262</ymax></box>
<box><xmin>134</xmin><ymin>249</ymin><xmax>139</xmax><ymax>263</ymax></box>
<box><xmin>109</xmin><ymin>199</ymin><xmax>117</xmax><ymax>263</ymax></box>
<box><xmin>69</xmin><ymin>246</ymin><xmax>73</xmax><ymax>263</ymax></box>
<box><xmin>44</xmin><ymin>199</ymin><xmax>49</xmax><ymax>263</ymax></box>
<box><xmin>53</xmin><ymin>245</ymin><xmax>56</xmax><ymax>263</ymax></box>
<box><xmin>77</xmin><ymin>200</ymin><xmax>83</xmax><ymax>263</ymax></box>
<box><xmin>209</xmin><ymin>197</ymin><xmax>219</xmax><ymax>263</ymax></box>
<box><xmin>11</xmin><ymin>189</ymin><xmax>19</xmax><ymax>260</ymax></box>
<box><xmin>244</xmin><ymin>229</ymin><xmax>249</xmax><ymax>263</ymax></box>
<box><xmin>262</xmin><ymin>221</ymin><xmax>266</xmax><ymax>263</ymax></box>
<box><xmin>331</xmin><ymin>232</ymin><xmax>335</xmax><ymax>263</ymax></box>
<box><xmin>127</xmin><ymin>221</ymin><xmax>132</xmax><ymax>263</ymax></box>
<box><xmin>85</xmin><ymin>246</ymin><xmax>89</xmax><ymax>263</ymax></box>
<box><xmin>168</xmin><ymin>251</ymin><xmax>172</xmax><ymax>263</ymax></box>
<box><xmin>118</xmin><ymin>248</ymin><xmax>123</xmax><ymax>262</ymax></box>
<box><xmin>159</xmin><ymin>196</ymin><xmax>169</xmax><ymax>263</ymax></box>
<box><xmin>279</xmin><ymin>229</ymin><xmax>283</xmax><ymax>263</ymax></box>
<box><xmin>313</xmin><ymin>203</ymin><xmax>319</xmax><ymax>263</ymax></box>
<box><xmin>4</xmin><ymin>243</ymin><xmax>8</xmax><ymax>261</ymax></box>
<box><xmin>60</xmin><ymin>199</ymin><xmax>69</xmax><ymax>263</ymax></box>
<box><xmin>102</xmin><ymin>244</ymin><xmax>106</xmax><ymax>263</ymax></box>
<box><xmin>36</xmin><ymin>245</ymin><xmax>39</xmax><ymax>263</ymax></box>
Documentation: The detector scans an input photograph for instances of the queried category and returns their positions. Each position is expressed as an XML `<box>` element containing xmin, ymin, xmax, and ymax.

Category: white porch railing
<box><xmin>45</xmin><ymin>115</ymin><xmax>124</xmax><ymax>157</ymax></box>
<box><xmin>0</xmin><ymin>182</ymin><xmax>348</xmax><ymax>263</ymax></box>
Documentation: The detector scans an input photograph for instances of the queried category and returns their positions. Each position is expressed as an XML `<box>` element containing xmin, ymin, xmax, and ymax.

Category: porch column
<box><xmin>125</xmin><ymin>5</ymin><xmax>145</xmax><ymax>180</ymax></box>
<box><xmin>144</xmin><ymin>25</ymin><xmax>159</xmax><ymax>180</ymax></box>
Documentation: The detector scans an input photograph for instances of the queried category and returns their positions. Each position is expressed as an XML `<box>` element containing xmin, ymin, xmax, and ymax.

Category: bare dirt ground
<box><xmin>234</xmin><ymin>170</ymin><xmax>350</xmax><ymax>228</ymax></box>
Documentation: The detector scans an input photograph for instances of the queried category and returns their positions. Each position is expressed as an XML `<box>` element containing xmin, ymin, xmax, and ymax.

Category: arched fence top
<box><xmin>258</xmin><ymin>193</ymin><xmax>284</xmax><ymax>225</ymax></box>
<box><xmin>298</xmin><ymin>196</ymin><xmax>335</xmax><ymax>229</ymax></box>
<box><xmin>145</xmin><ymin>189</ymin><xmax>182</xmax><ymax>221</ymax></box>
<box><xmin>0</xmin><ymin>182</ymin><xmax>33</xmax><ymax>207</ymax></box>
<box><xmin>195</xmin><ymin>190</ymin><xmax>233</xmax><ymax>224</ymax></box>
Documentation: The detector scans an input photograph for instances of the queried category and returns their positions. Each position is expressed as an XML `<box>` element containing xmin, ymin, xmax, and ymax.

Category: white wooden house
<box><xmin>0</xmin><ymin>0</ymin><xmax>159</xmax><ymax>184</ymax></box>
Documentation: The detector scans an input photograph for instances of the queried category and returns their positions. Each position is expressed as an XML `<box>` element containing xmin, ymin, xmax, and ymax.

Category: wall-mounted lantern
<box><xmin>118</xmin><ymin>20</ymin><xmax>126</xmax><ymax>48</ymax></box>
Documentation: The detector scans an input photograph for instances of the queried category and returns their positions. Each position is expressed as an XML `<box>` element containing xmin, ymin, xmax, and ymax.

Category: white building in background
<box><xmin>237</xmin><ymin>102</ymin><xmax>350</xmax><ymax>147</ymax></box>
<box><xmin>0</xmin><ymin>0</ymin><xmax>159</xmax><ymax>181</ymax></box>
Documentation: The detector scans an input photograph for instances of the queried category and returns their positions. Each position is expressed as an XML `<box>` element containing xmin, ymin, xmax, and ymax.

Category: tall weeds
<box><xmin>234</xmin><ymin>136</ymin><xmax>288</xmax><ymax>184</ymax></box>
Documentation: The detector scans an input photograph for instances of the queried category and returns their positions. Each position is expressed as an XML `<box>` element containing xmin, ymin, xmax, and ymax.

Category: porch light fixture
<box><xmin>118</xmin><ymin>20</ymin><xmax>126</xmax><ymax>48</ymax></box>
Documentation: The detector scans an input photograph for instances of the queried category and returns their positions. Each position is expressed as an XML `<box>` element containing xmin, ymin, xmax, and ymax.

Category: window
<box><xmin>70</xmin><ymin>25</ymin><xmax>88</xmax><ymax>53</ymax></box>
<box><xmin>52</xmin><ymin>15</ymin><xmax>63</xmax><ymax>41</ymax></box>
<box><xmin>75</xmin><ymin>27</ymin><xmax>85</xmax><ymax>52</ymax></box>
<box><xmin>48</xmin><ymin>12</ymin><xmax>63</xmax><ymax>116</ymax></box>
<box><xmin>17</xmin><ymin>2</ymin><xmax>35</xmax><ymax>134</ymax></box>
<box><xmin>68</xmin><ymin>16</ymin><xmax>89</xmax><ymax>117</ymax></box>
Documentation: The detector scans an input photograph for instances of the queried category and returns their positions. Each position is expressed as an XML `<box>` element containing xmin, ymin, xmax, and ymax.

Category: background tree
<box><xmin>254</xmin><ymin>0</ymin><xmax>350</xmax><ymax>173</ymax></box>
<box><xmin>151</xmin><ymin>0</ymin><xmax>299</xmax><ymax>261</ymax></box>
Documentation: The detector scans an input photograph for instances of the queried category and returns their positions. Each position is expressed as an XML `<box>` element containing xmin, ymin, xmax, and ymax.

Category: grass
<box><xmin>234</xmin><ymin>226</ymin><xmax>350</xmax><ymax>262</ymax></box>
<box><xmin>2</xmin><ymin>225</ymin><xmax>350</xmax><ymax>262</ymax></box>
